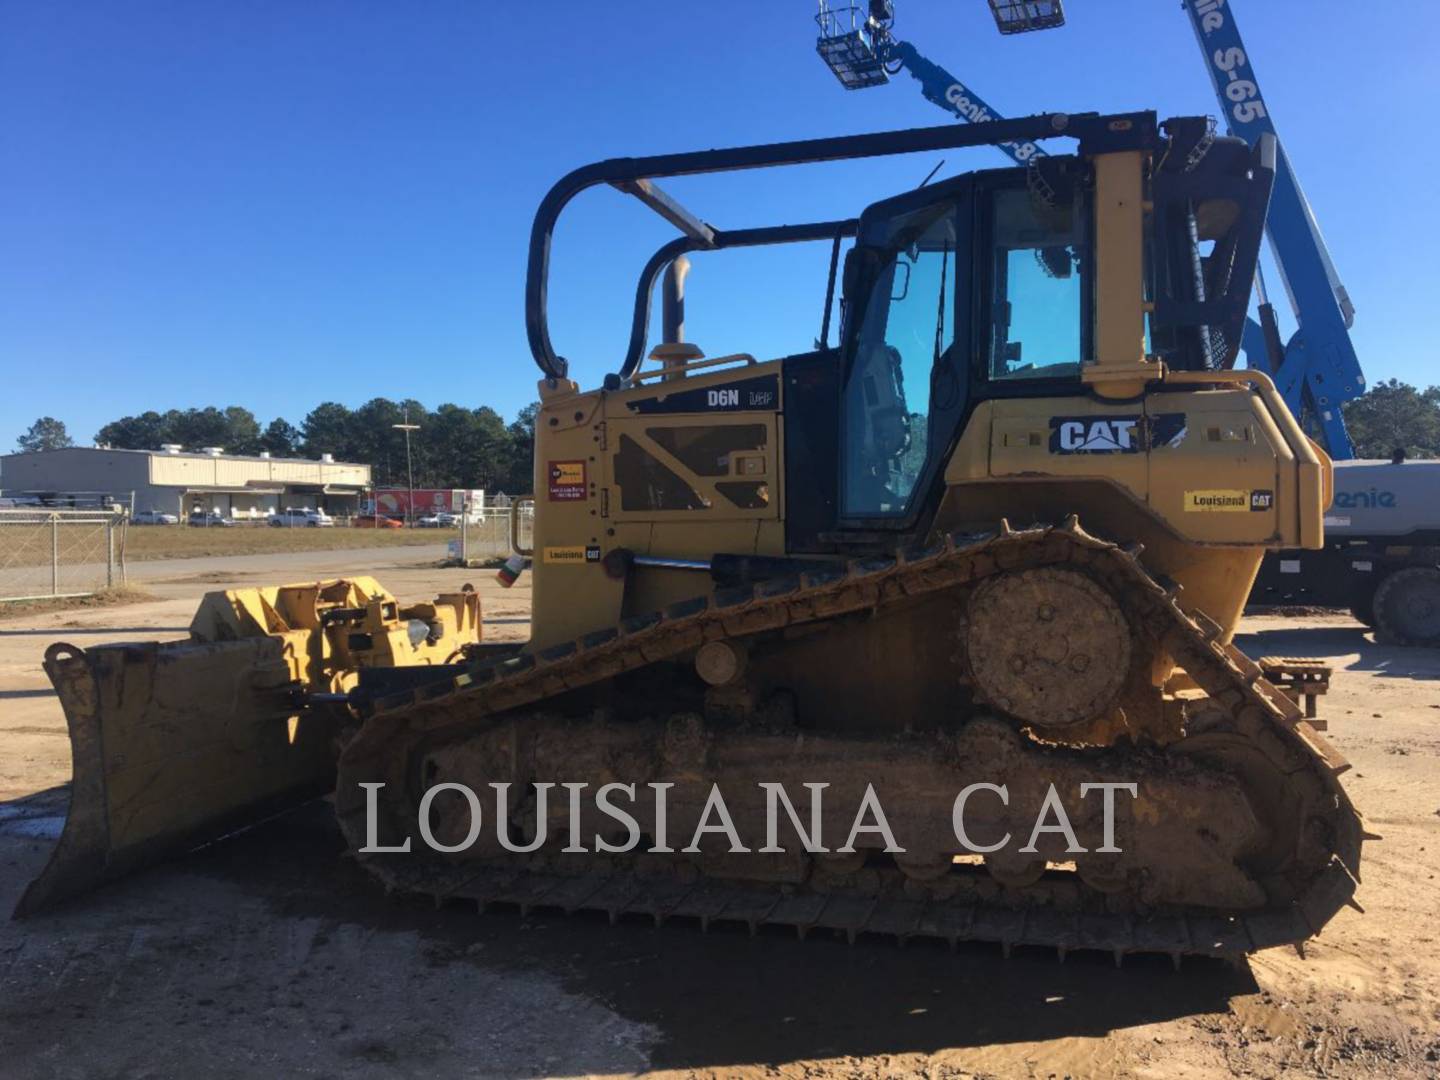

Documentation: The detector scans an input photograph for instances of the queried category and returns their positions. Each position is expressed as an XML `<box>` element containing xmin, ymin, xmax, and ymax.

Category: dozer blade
<box><xmin>15</xmin><ymin>637</ymin><xmax>338</xmax><ymax>916</ymax></box>
<box><xmin>14</xmin><ymin>577</ymin><xmax>481</xmax><ymax>917</ymax></box>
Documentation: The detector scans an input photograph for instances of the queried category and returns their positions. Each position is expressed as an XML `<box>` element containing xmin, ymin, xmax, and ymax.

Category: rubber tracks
<box><xmin>337</xmin><ymin>519</ymin><xmax>1366</xmax><ymax>961</ymax></box>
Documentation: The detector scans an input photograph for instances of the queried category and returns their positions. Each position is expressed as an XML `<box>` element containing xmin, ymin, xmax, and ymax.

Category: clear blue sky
<box><xmin>3</xmin><ymin>1</ymin><xmax>1437</xmax><ymax>449</ymax></box>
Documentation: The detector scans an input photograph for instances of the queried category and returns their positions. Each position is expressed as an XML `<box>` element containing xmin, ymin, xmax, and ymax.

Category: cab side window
<box><xmin>988</xmin><ymin>188</ymin><xmax>1084</xmax><ymax>381</ymax></box>
<box><xmin>841</xmin><ymin>209</ymin><xmax>957</xmax><ymax>518</ymax></box>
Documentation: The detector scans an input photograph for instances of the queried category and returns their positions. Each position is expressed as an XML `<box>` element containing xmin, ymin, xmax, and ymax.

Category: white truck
<box><xmin>1253</xmin><ymin>459</ymin><xmax>1440</xmax><ymax>644</ymax></box>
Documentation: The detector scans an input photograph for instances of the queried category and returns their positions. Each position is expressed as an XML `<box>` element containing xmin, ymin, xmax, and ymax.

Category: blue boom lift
<box><xmin>815</xmin><ymin>0</ymin><xmax>1367</xmax><ymax>457</ymax></box>
<box><xmin>814</xmin><ymin>1</ymin><xmax>1440</xmax><ymax>644</ymax></box>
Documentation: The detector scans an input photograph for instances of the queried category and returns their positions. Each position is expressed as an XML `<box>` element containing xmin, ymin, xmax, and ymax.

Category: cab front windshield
<box><xmin>842</xmin><ymin>206</ymin><xmax>957</xmax><ymax>518</ymax></box>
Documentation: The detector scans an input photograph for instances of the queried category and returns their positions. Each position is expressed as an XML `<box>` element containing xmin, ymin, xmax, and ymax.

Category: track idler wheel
<box><xmin>965</xmin><ymin>568</ymin><xmax>1132</xmax><ymax>728</ymax></box>
<box><xmin>983</xmin><ymin>852</ymin><xmax>1047</xmax><ymax>889</ymax></box>
<box><xmin>1168</xmin><ymin>729</ymin><xmax>1301</xmax><ymax>879</ymax></box>
<box><xmin>1076</xmin><ymin>857</ymin><xmax>1130</xmax><ymax>894</ymax></box>
<box><xmin>895</xmin><ymin>853</ymin><xmax>954</xmax><ymax>882</ymax></box>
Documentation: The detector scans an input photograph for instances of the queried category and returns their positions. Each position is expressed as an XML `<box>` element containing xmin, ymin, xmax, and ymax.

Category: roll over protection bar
<box><xmin>524</xmin><ymin>111</ymin><xmax>1173</xmax><ymax>382</ymax></box>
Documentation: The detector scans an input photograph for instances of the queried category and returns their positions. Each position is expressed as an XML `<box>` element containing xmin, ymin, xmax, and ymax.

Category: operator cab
<box><xmin>830</xmin><ymin>120</ymin><xmax>1271</xmax><ymax>538</ymax></box>
<box><xmin>840</xmin><ymin>163</ymin><xmax>1088</xmax><ymax>520</ymax></box>
<box><xmin>521</xmin><ymin>111</ymin><xmax>1276</xmax><ymax>560</ymax></box>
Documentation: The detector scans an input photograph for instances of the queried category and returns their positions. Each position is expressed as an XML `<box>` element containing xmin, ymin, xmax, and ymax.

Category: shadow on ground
<box><xmin>1236</xmin><ymin>623</ymin><xmax>1440</xmax><ymax>681</ymax></box>
<box><xmin>5</xmin><ymin>798</ymin><xmax>1256</xmax><ymax>1076</ymax></box>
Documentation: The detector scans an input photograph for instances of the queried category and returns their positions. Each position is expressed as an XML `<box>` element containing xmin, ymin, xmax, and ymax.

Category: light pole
<box><xmin>392</xmin><ymin>410</ymin><xmax>420</xmax><ymax>527</ymax></box>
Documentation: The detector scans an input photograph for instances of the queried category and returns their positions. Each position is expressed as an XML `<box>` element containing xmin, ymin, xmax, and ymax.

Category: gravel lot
<box><xmin>1</xmin><ymin>546</ymin><xmax>1437</xmax><ymax>1078</ymax></box>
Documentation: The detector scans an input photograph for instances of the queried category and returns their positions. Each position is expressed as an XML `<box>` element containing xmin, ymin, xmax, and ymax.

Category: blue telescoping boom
<box><xmin>814</xmin><ymin>2</ymin><xmax>1047</xmax><ymax>165</ymax></box>
<box><xmin>885</xmin><ymin>40</ymin><xmax>1047</xmax><ymax>166</ymax></box>
<box><xmin>1182</xmin><ymin>0</ymin><xmax>1363</xmax><ymax>457</ymax></box>
<box><xmin>815</xmin><ymin>0</ymin><xmax>1367</xmax><ymax>457</ymax></box>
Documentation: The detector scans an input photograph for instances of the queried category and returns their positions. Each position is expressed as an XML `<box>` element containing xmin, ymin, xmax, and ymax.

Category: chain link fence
<box><xmin>454</xmin><ymin>503</ymin><xmax>534</xmax><ymax>562</ymax></box>
<box><xmin>0</xmin><ymin>509</ymin><xmax>128</xmax><ymax>602</ymax></box>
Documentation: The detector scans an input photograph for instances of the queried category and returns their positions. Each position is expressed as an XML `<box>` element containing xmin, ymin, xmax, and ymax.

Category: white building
<box><xmin>0</xmin><ymin>445</ymin><xmax>371</xmax><ymax>520</ymax></box>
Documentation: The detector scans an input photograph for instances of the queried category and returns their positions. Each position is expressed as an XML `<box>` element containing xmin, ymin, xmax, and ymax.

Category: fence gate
<box><xmin>0</xmin><ymin>509</ymin><xmax>129</xmax><ymax>602</ymax></box>
<box><xmin>457</xmin><ymin>504</ymin><xmax>534</xmax><ymax>562</ymax></box>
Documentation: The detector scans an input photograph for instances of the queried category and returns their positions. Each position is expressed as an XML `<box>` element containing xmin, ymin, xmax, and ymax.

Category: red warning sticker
<box><xmin>547</xmin><ymin>460</ymin><xmax>587</xmax><ymax>501</ymax></box>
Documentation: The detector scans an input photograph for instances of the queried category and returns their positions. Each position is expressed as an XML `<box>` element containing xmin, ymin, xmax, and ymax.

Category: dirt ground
<box><xmin>121</xmin><ymin>522</ymin><xmax>463</xmax><ymax>562</ymax></box>
<box><xmin>0</xmin><ymin>521</ymin><xmax>462</xmax><ymax>575</ymax></box>
<box><xmin>1</xmin><ymin>547</ymin><xmax>1438</xmax><ymax>1078</ymax></box>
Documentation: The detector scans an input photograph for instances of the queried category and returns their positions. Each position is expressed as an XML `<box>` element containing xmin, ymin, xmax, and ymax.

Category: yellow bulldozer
<box><xmin>20</xmin><ymin>111</ymin><xmax>1365</xmax><ymax>961</ymax></box>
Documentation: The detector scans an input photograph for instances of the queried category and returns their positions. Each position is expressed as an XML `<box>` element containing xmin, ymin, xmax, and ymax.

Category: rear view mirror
<box><xmin>842</xmin><ymin>247</ymin><xmax>864</xmax><ymax>301</ymax></box>
<box><xmin>889</xmin><ymin>261</ymin><xmax>911</xmax><ymax>301</ymax></box>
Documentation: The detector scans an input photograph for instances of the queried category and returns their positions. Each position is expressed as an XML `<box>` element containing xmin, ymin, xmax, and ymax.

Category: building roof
<box><xmin>1</xmin><ymin>445</ymin><xmax>365</xmax><ymax>468</ymax></box>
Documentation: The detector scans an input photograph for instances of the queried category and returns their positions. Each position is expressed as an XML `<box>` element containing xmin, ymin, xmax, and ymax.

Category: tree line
<box><xmin>16</xmin><ymin>399</ymin><xmax>539</xmax><ymax>495</ymax></box>
<box><xmin>1340</xmin><ymin>379</ymin><xmax>1440</xmax><ymax>459</ymax></box>
<box><xmin>13</xmin><ymin>378</ymin><xmax>1440</xmax><ymax>483</ymax></box>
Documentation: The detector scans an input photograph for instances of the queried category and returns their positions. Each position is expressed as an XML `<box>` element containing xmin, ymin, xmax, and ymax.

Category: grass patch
<box><xmin>0</xmin><ymin>585</ymin><xmax>156</xmax><ymax>618</ymax></box>
<box><xmin>122</xmin><ymin>525</ymin><xmax>461</xmax><ymax>562</ymax></box>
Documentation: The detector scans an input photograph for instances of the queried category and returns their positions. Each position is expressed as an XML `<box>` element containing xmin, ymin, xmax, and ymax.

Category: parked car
<box><xmin>416</xmin><ymin>512</ymin><xmax>457</xmax><ymax>528</ymax></box>
<box><xmin>353</xmin><ymin>513</ymin><xmax>403</xmax><ymax>529</ymax></box>
<box><xmin>131</xmin><ymin>509</ymin><xmax>179</xmax><ymax>525</ymax></box>
<box><xmin>188</xmin><ymin>511</ymin><xmax>235</xmax><ymax>527</ymax></box>
<box><xmin>268</xmin><ymin>508</ymin><xmax>334</xmax><ymax>528</ymax></box>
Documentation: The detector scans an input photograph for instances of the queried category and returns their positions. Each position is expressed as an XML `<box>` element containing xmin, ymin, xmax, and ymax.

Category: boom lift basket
<box><xmin>815</xmin><ymin>2</ymin><xmax>892</xmax><ymax>89</ymax></box>
<box><xmin>988</xmin><ymin>0</ymin><xmax>1065</xmax><ymax>35</ymax></box>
